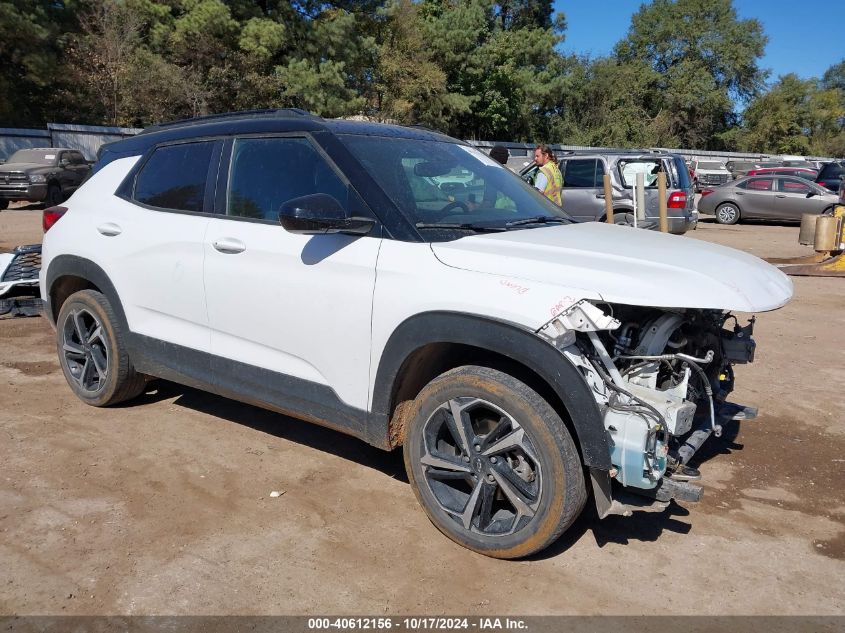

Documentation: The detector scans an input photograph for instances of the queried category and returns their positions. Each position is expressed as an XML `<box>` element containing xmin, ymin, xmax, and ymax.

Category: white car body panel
<box><xmin>204</xmin><ymin>217</ymin><xmax>380</xmax><ymax>409</ymax></box>
<box><xmin>41</xmin><ymin>156</ymin><xmax>212</xmax><ymax>352</ymax></box>
<box><xmin>430</xmin><ymin>222</ymin><xmax>793</xmax><ymax>313</ymax></box>
<box><xmin>368</xmin><ymin>239</ymin><xmax>598</xmax><ymax>409</ymax></box>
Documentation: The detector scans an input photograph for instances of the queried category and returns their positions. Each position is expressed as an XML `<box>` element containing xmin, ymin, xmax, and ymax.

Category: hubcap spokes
<box><xmin>62</xmin><ymin>308</ymin><xmax>108</xmax><ymax>393</ymax></box>
<box><xmin>420</xmin><ymin>398</ymin><xmax>542</xmax><ymax>536</ymax></box>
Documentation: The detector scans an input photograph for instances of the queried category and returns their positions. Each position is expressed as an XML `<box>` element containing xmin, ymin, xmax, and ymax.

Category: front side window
<box><xmin>778</xmin><ymin>178</ymin><xmax>811</xmax><ymax>194</ymax></box>
<box><xmin>134</xmin><ymin>141</ymin><xmax>215</xmax><ymax>212</ymax></box>
<box><xmin>227</xmin><ymin>137</ymin><xmax>348</xmax><ymax>221</ymax></box>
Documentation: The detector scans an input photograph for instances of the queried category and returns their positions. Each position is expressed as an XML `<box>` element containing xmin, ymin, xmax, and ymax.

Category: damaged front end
<box><xmin>539</xmin><ymin>300</ymin><xmax>757</xmax><ymax>515</ymax></box>
<box><xmin>0</xmin><ymin>244</ymin><xmax>43</xmax><ymax>318</ymax></box>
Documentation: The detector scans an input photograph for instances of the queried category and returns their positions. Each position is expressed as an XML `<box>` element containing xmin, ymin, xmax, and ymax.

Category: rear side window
<box><xmin>227</xmin><ymin>137</ymin><xmax>347</xmax><ymax>221</ymax></box>
<box><xmin>134</xmin><ymin>141</ymin><xmax>215</xmax><ymax>212</ymax></box>
<box><xmin>743</xmin><ymin>177</ymin><xmax>774</xmax><ymax>191</ymax></box>
<box><xmin>563</xmin><ymin>159</ymin><xmax>601</xmax><ymax>187</ymax></box>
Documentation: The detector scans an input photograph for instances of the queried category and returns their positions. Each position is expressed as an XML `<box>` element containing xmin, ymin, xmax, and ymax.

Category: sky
<box><xmin>555</xmin><ymin>1</ymin><xmax>845</xmax><ymax>83</ymax></box>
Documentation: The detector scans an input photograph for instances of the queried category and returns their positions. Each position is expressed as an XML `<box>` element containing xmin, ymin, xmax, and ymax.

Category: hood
<box><xmin>431</xmin><ymin>222</ymin><xmax>793</xmax><ymax>313</ymax></box>
<box><xmin>0</xmin><ymin>163</ymin><xmax>52</xmax><ymax>173</ymax></box>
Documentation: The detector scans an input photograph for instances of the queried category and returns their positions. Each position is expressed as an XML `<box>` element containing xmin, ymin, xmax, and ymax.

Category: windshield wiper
<box><xmin>415</xmin><ymin>222</ymin><xmax>507</xmax><ymax>232</ymax></box>
<box><xmin>504</xmin><ymin>215</ymin><xmax>567</xmax><ymax>228</ymax></box>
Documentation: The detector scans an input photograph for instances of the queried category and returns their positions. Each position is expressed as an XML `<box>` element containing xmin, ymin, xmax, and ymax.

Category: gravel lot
<box><xmin>1</xmin><ymin>208</ymin><xmax>842</xmax><ymax>615</ymax></box>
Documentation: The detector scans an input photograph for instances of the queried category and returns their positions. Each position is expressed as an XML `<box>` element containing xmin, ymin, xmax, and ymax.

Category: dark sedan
<box><xmin>697</xmin><ymin>175</ymin><xmax>839</xmax><ymax>224</ymax></box>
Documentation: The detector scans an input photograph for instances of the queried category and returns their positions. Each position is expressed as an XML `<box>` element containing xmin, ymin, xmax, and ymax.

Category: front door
<box><xmin>774</xmin><ymin>177</ymin><xmax>829</xmax><ymax>220</ymax></box>
<box><xmin>203</xmin><ymin>135</ymin><xmax>381</xmax><ymax>420</ymax></box>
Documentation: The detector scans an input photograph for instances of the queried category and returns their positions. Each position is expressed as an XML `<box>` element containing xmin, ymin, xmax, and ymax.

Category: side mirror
<box><xmin>279</xmin><ymin>193</ymin><xmax>374</xmax><ymax>236</ymax></box>
<box><xmin>806</xmin><ymin>190</ymin><xmax>816</xmax><ymax>198</ymax></box>
<box><xmin>60</xmin><ymin>159</ymin><xmax>70</xmax><ymax>167</ymax></box>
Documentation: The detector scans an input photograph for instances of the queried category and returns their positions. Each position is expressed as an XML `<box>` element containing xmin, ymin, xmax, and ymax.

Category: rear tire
<box><xmin>0</xmin><ymin>200</ymin><xmax>8</xmax><ymax>211</ymax></box>
<box><xmin>56</xmin><ymin>289</ymin><xmax>146</xmax><ymax>406</ymax></box>
<box><xmin>404</xmin><ymin>365</ymin><xmax>586</xmax><ymax>559</ymax></box>
<box><xmin>715</xmin><ymin>202</ymin><xmax>740</xmax><ymax>225</ymax></box>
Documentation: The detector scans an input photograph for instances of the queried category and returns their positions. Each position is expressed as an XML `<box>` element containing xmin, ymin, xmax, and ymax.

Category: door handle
<box><xmin>212</xmin><ymin>237</ymin><xmax>246</xmax><ymax>254</ymax></box>
<box><xmin>775</xmin><ymin>194</ymin><xmax>786</xmax><ymax>198</ymax></box>
<box><xmin>595</xmin><ymin>194</ymin><xmax>605</xmax><ymax>199</ymax></box>
<box><xmin>96</xmin><ymin>222</ymin><xmax>122</xmax><ymax>237</ymax></box>
<box><xmin>736</xmin><ymin>192</ymin><xmax>745</xmax><ymax>195</ymax></box>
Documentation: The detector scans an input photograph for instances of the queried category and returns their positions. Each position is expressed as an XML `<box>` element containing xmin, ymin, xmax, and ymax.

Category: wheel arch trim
<box><xmin>370</xmin><ymin>311</ymin><xmax>612</xmax><ymax>470</ymax></box>
<box><xmin>45</xmin><ymin>255</ymin><xmax>128</xmax><ymax>330</ymax></box>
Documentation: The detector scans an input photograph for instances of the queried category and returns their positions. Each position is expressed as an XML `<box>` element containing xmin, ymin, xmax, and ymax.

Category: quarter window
<box><xmin>227</xmin><ymin>137</ymin><xmax>348</xmax><ymax>221</ymax></box>
<box><xmin>134</xmin><ymin>141</ymin><xmax>215</xmax><ymax>212</ymax></box>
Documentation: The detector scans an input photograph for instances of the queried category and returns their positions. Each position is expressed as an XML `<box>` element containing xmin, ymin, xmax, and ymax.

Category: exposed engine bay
<box><xmin>540</xmin><ymin>300</ymin><xmax>756</xmax><ymax>501</ymax></box>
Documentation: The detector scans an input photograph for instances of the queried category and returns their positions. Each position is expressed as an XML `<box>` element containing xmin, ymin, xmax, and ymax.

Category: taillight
<box><xmin>668</xmin><ymin>192</ymin><xmax>687</xmax><ymax>208</ymax></box>
<box><xmin>43</xmin><ymin>206</ymin><xmax>68</xmax><ymax>233</ymax></box>
<box><xmin>701</xmin><ymin>189</ymin><xmax>714</xmax><ymax>197</ymax></box>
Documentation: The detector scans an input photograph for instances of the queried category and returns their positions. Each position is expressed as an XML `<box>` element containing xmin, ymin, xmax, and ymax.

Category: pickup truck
<box><xmin>0</xmin><ymin>148</ymin><xmax>91</xmax><ymax>209</ymax></box>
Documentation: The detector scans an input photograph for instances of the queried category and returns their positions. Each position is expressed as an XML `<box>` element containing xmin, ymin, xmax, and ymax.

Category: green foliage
<box><xmin>0</xmin><ymin>0</ymin><xmax>841</xmax><ymax>158</ymax></box>
<box><xmin>740</xmin><ymin>73</ymin><xmax>845</xmax><ymax>156</ymax></box>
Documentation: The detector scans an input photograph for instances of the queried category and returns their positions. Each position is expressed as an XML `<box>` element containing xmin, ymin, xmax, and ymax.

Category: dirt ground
<box><xmin>0</xmin><ymin>208</ymin><xmax>842</xmax><ymax>615</ymax></box>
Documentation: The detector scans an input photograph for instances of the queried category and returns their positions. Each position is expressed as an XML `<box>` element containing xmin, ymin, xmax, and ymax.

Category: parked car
<box><xmin>0</xmin><ymin>148</ymin><xmax>90</xmax><ymax>209</ymax></box>
<box><xmin>815</xmin><ymin>161</ymin><xmax>845</xmax><ymax>192</ymax></box>
<box><xmin>520</xmin><ymin>150</ymin><xmax>696</xmax><ymax>234</ymax></box>
<box><xmin>697</xmin><ymin>174</ymin><xmax>839</xmax><ymax>224</ymax></box>
<box><xmin>746</xmin><ymin>167</ymin><xmax>818</xmax><ymax>180</ymax></box>
<box><xmin>724</xmin><ymin>160</ymin><xmax>780</xmax><ymax>180</ymax></box>
<box><xmin>689</xmin><ymin>159</ymin><xmax>730</xmax><ymax>191</ymax></box>
<box><xmin>40</xmin><ymin>109</ymin><xmax>792</xmax><ymax>558</ymax></box>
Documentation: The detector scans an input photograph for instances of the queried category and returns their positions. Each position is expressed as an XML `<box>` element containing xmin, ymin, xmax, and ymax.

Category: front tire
<box><xmin>0</xmin><ymin>200</ymin><xmax>8</xmax><ymax>211</ymax></box>
<box><xmin>46</xmin><ymin>183</ymin><xmax>63</xmax><ymax>207</ymax></box>
<box><xmin>404</xmin><ymin>366</ymin><xmax>586</xmax><ymax>559</ymax></box>
<box><xmin>715</xmin><ymin>202</ymin><xmax>741</xmax><ymax>225</ymax></box>
<box><xmin>56</xmin><ymin>289</ymin><xmax>146</xmax><ymax>406</ymax></box>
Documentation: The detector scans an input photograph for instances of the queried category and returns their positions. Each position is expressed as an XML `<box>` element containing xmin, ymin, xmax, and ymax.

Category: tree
<box><xmin>615</xmin><ymin>0</ymin><xmax>767</xmax><ymax>149</ymax></box>
<box><xmin>740</xmin><ymin>73</ymin><xmax>845</xmax><ymax>156</ymax></box>
<box><xmin>0</xmin><ymin>0</ymin><xmax>63</xmax><ymax>125</ymax></box>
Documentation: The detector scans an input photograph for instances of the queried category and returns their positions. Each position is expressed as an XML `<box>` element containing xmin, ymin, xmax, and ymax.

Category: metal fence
<box><xmin>470</xmin><ymin>140</ymin><xmax>838</xmax><ymax>168</ymax></box>
<box><xmin>0</xmin><ymin>123</ymin><xmax>141</xmax><ymax>162</ymax></box>
<box><xmin>1</xmin><ymin>120</ymin><xmax>837</xmax><ymax>166</ymax></box>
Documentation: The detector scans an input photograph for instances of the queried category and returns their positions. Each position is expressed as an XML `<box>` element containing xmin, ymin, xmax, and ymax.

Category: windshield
<box><xmin>340</xmin><ymin>135</ymin><xmax>571</xmax><ymax>234</ymax></box>
<box><xmin>8</xmin><ymin>149</ymin><xmax>57</xmax><ymax>165</ymax></box>
<box><xmin>698</xmin><ymin>161</ymin><xmax>725</xmax><ymax>170</ymax></box>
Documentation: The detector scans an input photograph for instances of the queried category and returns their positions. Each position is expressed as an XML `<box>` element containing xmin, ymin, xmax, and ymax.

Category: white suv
<box><xmin>40</xmin><ymin>110</ymin><xmax>793</xmax><ymax>558</ymax></box>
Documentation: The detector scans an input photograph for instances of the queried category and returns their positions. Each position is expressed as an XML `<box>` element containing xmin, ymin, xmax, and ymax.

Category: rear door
<box><xmin>561</xmin><ymin>158</ymin><xmax>605</xmax><ymax>221</ymax></box>
<box><xmin>736</xmin><ymin>176</ymin><xmax>776</xmax><ymax>218</ymax></box>
<box><xmin>99</xmin><ymin>139</ymin><xmax>220</xmax><ymax>353</ymax></box>
<box><xmin>203</xmin><ymin>134</ymin><xmax>381</xmax><ymax>415</ymax></box>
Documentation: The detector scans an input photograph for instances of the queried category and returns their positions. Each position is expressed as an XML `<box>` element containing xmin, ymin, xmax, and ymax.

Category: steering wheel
<box><xmin>440</xmin><ymin>200</ymin><xmax>470</xmax><ymax>214</ymax></box>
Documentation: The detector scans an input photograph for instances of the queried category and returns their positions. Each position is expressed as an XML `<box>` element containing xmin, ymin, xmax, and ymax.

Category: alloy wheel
<box><xmin>61</xmin><ymin>308</ymin><xmax>109</xmax><ymax>393</ymax></box>
<box><xmin>717</xmin><ymin>204</ymin><xmax>738</xmax><ymax>224</ymax></box>
<box><xmin>419</xmin><ymin>397</ymin><xmax>542</xmax><ymax>536</ymax></box>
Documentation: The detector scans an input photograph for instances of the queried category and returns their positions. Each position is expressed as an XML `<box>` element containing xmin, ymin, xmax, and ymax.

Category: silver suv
<box><xmin>521</xmin><ymin>150</ymin><xmax>696</xmax><ymax>234</ymax></box>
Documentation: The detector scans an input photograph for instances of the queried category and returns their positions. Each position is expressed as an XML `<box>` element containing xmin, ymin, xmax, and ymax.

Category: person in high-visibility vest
<box><xmin>533</xmin><ymin>144</ymin><xmax>562</xmax><ymax>206</ymax></box>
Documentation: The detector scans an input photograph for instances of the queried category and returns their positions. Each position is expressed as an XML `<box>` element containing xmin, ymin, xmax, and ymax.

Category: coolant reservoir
<box><xmin>604</xmin><ymin>409</ymin><xmax>667</xmax><ymax>489</ymax></box>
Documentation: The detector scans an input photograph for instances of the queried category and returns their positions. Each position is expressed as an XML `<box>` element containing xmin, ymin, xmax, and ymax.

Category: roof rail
<box><xmin>139</xmin><ymin>108</ymin><xmax>320</xmax><ymax>134</ymax></box>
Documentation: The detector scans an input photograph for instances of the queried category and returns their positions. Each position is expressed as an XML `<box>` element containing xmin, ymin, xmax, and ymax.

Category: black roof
<box><xmin>98</xmin><ymin>109</ymin><xmax>462</xmax><ymax>161</ymax></box>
